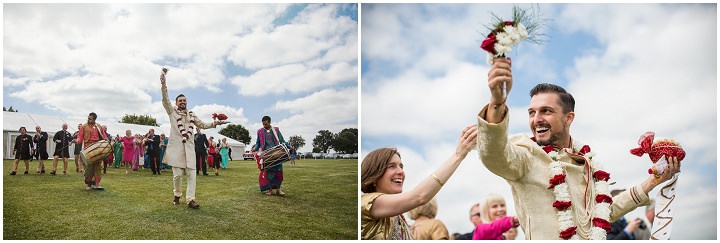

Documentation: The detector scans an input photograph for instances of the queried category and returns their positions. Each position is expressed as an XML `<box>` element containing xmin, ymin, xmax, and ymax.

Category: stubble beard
<box><xmin>536</xmin><ymin>123</ymin><xmax>567</xmax><ymax>147</ymax></box>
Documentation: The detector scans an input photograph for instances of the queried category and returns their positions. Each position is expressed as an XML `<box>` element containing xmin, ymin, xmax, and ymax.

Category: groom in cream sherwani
<box><xmin>474</xmin><ymin>57</ymin><xmax>682</xmax><ymax>239</ymax></box>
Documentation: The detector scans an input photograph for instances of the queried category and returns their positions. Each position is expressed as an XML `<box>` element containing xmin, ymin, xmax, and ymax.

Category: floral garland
<box><xmin>543</xmin><ymin>141</ymin><xmax>612</xmax><ymax>240</ymax></box>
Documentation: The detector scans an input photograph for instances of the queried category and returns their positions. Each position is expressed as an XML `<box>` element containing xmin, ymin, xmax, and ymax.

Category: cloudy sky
<box><xmin>361</xmin><ymin>3</ymin><xmax>716</xmax><ymax>240</ymax></box>
<box><xmin>3</xmin><ymin>3</ymin><xmax>358</xmax><ymax>153</ymax></box>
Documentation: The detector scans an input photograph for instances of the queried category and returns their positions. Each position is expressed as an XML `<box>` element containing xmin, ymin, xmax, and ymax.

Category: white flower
<box><xmin>494</xmin><ymin>43</ymin><xmax>512</xmax><ymax>56</ymax></box>
<box><xmin>495</xmin><ymin>32</ymin><xmax>513</xmax><ymax>46</ymax></box>
<box><xmin>591</xmin><ymin>228</ymin><xmax>608</xmax><ymax>240</ymax></box>
<box><xmin>503</xmin><ymin>25</ymin><xmax>522</xmax><ymax>44</ymax></box>
<box><xmin>595</xmin><ymin>180</ymin><xmax>609</xmax><ymax>194</ymax></box>
<box><xmin>517</xmin><ymin>23</ymin><xmax>529</xmax><ymax>40</ymax></box>
<box><xmin>594</xmin><ymin>202</ymin><xmax>612</xmax><ymax>219</ymax></box>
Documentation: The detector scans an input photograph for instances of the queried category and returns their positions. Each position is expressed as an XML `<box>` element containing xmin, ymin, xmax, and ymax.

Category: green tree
<box><xmin>7</xmin><ymin>106</ymin><xmax>18</xmax><ymax>112</ymax></box>
<box><xmin>289</xmin><ymin>135</ymin><xmax>306</xmax><ymax>151</ymax></box>
<box><xmin>332</xmin><ymin>128</ymin><xmax>358</xmax><ymax>154</ymax></box>
<box><xmin>312</xmin><ymin>130</ymin><xmax>335</xmax><ymax>153</ymax></box>
<box><xmin>120</xmin><ymin>114</ymin><xmax>159</xmax><ymax>126</ymax></box>
<box><xmin>219</xmin><ymin>124</ymin><xmax>251</xmax><ymax>145</ymax></box>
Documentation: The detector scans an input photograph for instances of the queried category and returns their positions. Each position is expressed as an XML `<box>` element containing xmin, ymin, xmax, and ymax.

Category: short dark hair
<box><xmin>176</xmin><ymin>94</ymin><xmax>185</xmax><ymax>102</ymax></box>
<box><xmin>89</xmin><ymin>112</ymin><xmax>97</xmax><ymax>120</ymax></box>
<box><xmin>262</xmin><ymin>116</ymin><xmax>271</xmax><ymax>123</ymax></box>
<box><xmin>529</xmin><ymin>83</ymin><xmax>575</xmax><ymax>114</ymax></box>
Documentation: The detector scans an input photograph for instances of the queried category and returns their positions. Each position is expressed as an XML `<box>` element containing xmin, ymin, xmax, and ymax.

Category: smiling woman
<box><xmin>359</xmin><ymin>125</ymin><xmax>478</xmax><ymax>240</ymax></box>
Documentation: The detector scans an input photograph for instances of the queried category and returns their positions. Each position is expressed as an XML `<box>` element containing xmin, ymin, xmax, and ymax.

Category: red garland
<box><xmin>552</xmin><ymin>200</ymin><xmax>572</xmax><ymax>211</ymax></box>
<box><xmin>559</xmin><ymin>226</ymin><xmax>577</xmax><ymax>240</ymax></box>
<box><xmin>592</xmin><ymin>218</ymin><xmax>612</xmax><ymax>232</ymax></box>
<box><xmin>592</xmin><ymin>170</ymin><xmax>610</xmax><ymax>181</ymax></box>
<box><xmin>595</xmin><ymin>194</ymin><xmax>613</xmax><ymax>204</ymax></box>
<box><xmin>542</xmin><ymin>145</ymin><xmax>554</xmax><ymax>153</ymax></box>
<box><xmin>548</xmin><ymin>174</ymin><xmax>566</xmax><ymax>189</ymax></box>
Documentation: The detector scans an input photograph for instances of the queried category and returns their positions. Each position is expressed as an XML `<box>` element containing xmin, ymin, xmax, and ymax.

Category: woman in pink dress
<box><xmin>119</xmin><ymin>130</ymin><xmax>135</xmax><ymax>174</ymax></box>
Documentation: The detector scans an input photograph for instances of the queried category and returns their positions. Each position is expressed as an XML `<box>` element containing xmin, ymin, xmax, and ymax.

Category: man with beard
<box><xmin>77</xmin><ymin>112</ymin><xmax>109</xmax><ymax>190</ymax></box>
<box><xmin>160</xmin><ymin>68</ymin><xmax>227</xmax><ymax>209</ymax></box>
<box><xmin>474</xmin><ymin>58</ymin><xmax>682</xmax><ymax>239</ymax></box>
<box><xmin>33</xmin><ymin>126</ymin><xmax>49</xmax><ymax>174</ymax></box>
<box><xmin>51</xmin><ymin>123</ymin><xmax>74</xmax><ymax>175</ymax></box>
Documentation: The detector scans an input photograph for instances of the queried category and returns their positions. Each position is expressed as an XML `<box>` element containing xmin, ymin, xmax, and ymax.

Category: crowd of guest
<box><xmin>9</xmin><ymin>124</ymin><xmax>240</xmax><ymax>177</ymax></box>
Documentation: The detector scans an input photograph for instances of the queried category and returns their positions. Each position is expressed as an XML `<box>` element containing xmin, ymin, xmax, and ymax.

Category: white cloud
<box><xmin>231</xmin><ymin>62</ymin><xmax>356</xmax><ymax>96</ymax></box>
<box><xmin>362</xmin><ymin>3</ymin><xmax>716</xmax><ymax>240</ymax></box>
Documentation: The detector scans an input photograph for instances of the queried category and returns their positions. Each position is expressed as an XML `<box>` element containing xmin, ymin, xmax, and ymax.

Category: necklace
<box><xmin>541</xmin><ymin>138</ymin><xmax>612</xmax><ymax>240</ymax></box>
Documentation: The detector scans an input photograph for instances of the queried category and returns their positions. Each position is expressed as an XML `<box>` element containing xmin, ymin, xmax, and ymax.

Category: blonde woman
<box><xmin>408</xmin><ymin>197</ymin><xmax>449</xmax><ymax>240</ymax></box>
<box><xmin>472</xmin><ymin>193</ymin><xmax>519</xmax><ymax>240</ymax></box>
<box><xmin>360</xmin><ymin>125</ymin><xmax>477</xmax><ymax>240</ymax></box>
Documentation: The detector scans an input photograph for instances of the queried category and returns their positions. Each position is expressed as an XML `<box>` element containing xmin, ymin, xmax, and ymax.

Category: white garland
<box><xmin>548</xmin><ymin>143</ymin><xmax>611</xmax><ymax>240</ymax></box>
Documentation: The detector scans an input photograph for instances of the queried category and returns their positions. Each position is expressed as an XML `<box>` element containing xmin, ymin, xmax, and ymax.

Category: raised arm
<box><xmin>160</xmin><ymin>69</ymin><xmax>173</xmax><ymax>114</ymax></box>
<box><xmin>485</xmin><ymin>58</ymin><xmax>513</xmax><ymax>124</ymax></box>
<box><xmin>368</xmin><ymin>125</ymin><xmax>478</xmax><ymax>219</ymax></box>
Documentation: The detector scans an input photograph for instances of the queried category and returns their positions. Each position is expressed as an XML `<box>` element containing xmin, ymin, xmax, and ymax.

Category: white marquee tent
<box><xmin>3</xmin><ymin>111</ymin><xmax>246</xmax><ymax>160</ymax></box>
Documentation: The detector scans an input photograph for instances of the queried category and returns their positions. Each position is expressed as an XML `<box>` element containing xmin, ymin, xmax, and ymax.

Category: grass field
<box><xmin>3</xmin><ymin>158</ymin><xmax>358</xmax><ymax>240</ymax></box>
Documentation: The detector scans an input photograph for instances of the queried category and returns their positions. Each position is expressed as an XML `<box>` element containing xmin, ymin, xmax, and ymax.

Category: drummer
<box><xmin>251</xmin><ymin>115</ymin><xmax>289</xmax><ymax>196</ymax></box>
<box><xmin>77</xmin><ymin>112</ymin><xmax>109</xmax><ymax>191</ymax></box>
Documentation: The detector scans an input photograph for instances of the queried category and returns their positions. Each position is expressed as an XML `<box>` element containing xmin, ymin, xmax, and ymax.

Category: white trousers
<box><xmin>172</xmin><ymin>167</ymin><xmax>197</xmax><ymax>201</ymax></box>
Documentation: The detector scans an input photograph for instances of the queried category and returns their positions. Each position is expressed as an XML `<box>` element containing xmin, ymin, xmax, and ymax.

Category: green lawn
<box><xmin>3</xmin><ymin>158</ymin><xmax>358</xmax><ymax>240</ymax></box>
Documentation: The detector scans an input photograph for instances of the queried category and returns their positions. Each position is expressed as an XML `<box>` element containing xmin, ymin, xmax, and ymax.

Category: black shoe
<box><xmin>41</xmin><ymin>170</ymin><xmax>45</xmax><ymax>174</ymax></box>
<box><xmin>10</xmin><ymin>171</ymin><xmax>16</xmax><ymax>175</ymax></box>
<box><xmin>50</xmin><ymin>171</ymin><xmax>56</xmax><ymax>175</ymax></box>
<box><xmin>24</xmin><ymin>171</ymin><xmax>28</xmax><ymax>175</ymax></box>
<box><xmin>203</xmin><ymin>173</ymin><xmax>209</xmax><ymax>176</ymax></box>
<box><xmin>215</xmin><ymin>172</ymin><xmax>219</xmax><ymax>176</ymax></box>
<box><xmin>92</xmin><ymin>185</ymin><xmax>105</xmax><ymax>190</ymax></box>
<box><xmin>187</xmin><ymin>200</ymin><xmax>200</xmax><ymax>209</ymax></box>
<box><xmin>172</xmin><ymin>196</ymin><xmax>180</xmax><ymax>205</ymax></box>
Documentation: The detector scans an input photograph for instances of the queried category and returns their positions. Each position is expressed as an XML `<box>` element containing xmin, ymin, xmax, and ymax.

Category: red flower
<box><xmin>592</xmin><ymin>218</ymin><xmax>612</xmax><ymax>232</ymax></box>
<box><xmin>593</xmin><ymin>170</ymin><xmax>610</xmax><ymax>181</ymax></box>
<box><xmin>481</xmin><ymin>34</ymin><xmax>497</xmax><ymax>54</ymax></box>
<box><xmin>552</xmin><ymin>200</ymin><xmax>572</xmax><ymax>211</ymax></box>
<box><xmin>579</xmin><ymin>145</ymin><xmax>591</xmax><ymax>155</ymax></box>
<box><xmin>503</xmin><ymin>21</ymin><xmax>514</xmax><ymax>26</ymax></box>
<box><xmin>543</xmin><ymin>145</ymin><xmax>554</xmax><ymax>153</ymax></box>
<box><xmin>559</xmin><ymin>226</ymin><xmax>577</xmax><ymax>239</ymax></box>
<box><xmin>595</xmin><ymin>194</ymin><xmax>613</xmax><ymax>204</ymax></box>
<box><xmin>548</xmin><ymin>174</ymin><xmax>566</xmax><ymax>189</ymax></box>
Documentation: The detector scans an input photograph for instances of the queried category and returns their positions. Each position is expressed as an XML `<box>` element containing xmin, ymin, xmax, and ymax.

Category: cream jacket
<box><xmin>476</xmin><ymin>105</ymin><xmax>649</xmax><ymax>240</ymax></box>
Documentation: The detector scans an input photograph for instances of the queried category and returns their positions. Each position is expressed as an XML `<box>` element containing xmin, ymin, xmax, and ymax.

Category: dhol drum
<box><xmin>259</xmin><ymin>143</ymin><xmax>290</xmax><ymax>170</ymax></box>
<box><xmin>80</xmin><ymin>140</ymin><xmax>113</xmax><ymax>165</ymax></box>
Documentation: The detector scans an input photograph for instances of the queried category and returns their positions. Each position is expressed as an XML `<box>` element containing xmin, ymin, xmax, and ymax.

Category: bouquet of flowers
<box><xmin>480</xmin><ymin>5</ymin><xmax>549</xmax><ymax>64</ymax></box>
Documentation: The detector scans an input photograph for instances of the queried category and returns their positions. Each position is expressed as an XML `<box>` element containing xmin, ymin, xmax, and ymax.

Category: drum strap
<box><xmin>270</xmin><ymin>126</ymin><xmax>281</xmax><ymax>147</ymax></box>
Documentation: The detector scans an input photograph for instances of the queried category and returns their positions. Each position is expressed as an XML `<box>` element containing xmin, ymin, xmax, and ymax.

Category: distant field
<box><xmin>3</xmin><ymin>158</ymin><xmax>358</xmax><ymax>240</ymax></box>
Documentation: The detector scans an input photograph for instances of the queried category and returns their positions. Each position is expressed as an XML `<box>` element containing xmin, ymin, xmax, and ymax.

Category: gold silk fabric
<box><xmin>410</xmin><ymin>219</ymin><xmax>449</xmax><ymax>240</ymax></box>
<box><xmin>361</xmin><ymin>192</ymin><xmax>413</xmax><ymax>240</ymax></box>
